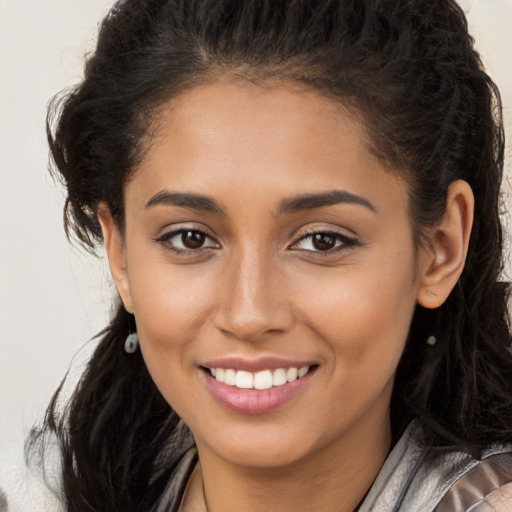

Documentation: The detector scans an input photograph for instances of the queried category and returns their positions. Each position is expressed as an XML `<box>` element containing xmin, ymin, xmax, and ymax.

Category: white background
<box><xmin>1</xmin><ymin>0</ymin><xmax>511</xmax><ymax>489</ymax></box>
<box><xmin>0</xmin><ymin>0</ymin><xmax>116</xmax><ymax>484</ymax></box>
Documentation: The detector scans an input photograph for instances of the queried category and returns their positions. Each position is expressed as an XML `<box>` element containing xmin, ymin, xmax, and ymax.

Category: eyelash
<box><xmin>289</xmin><ymin>229</ymin><xmax>361</xmax><ymax>256</ymax></box>
<box><xmin>154</xmin><ymin>228</ymin><xmax>219</xmax><ymax>256</ymax></box>
<box><xmin>154</xmin><ymin>227</ymin><xmax>361</xmax><ymax>257</ymax></box>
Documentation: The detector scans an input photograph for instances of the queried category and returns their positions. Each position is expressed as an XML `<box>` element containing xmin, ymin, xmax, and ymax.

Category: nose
<box><xmin>214</xmin><ymin>248</ymin><xmax>293</xmax><ymax>342</ymax></box>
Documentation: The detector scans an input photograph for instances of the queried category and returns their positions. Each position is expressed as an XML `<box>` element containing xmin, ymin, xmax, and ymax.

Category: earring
<box><xmin>124</xmin><ymin>332</ymin><xmax>139</xmax><ymax>353</ymax></box>
<box><xmin>426</xmin><ymin>335</ymin><xmax>437</xmax><ymax>346</ymax></box>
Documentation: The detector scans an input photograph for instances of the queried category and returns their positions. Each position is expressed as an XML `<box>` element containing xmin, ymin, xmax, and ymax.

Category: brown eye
<box><xmin>290</xmin><ymin>230</ymin><xmax>360</xmax><ymax>255</ymax></box>
<box><xmin>155</xmin><ymin>228</ymin><xmax>219</xmax><ymax>254</ymax></box>
<box><xmin>311</xmin><ymin>233</ymin><xmax>337</xmax><ymax>251</ymax></box>
<box><xmin>182</xmin><ymin>230</ymin><xmax>206</xmax><ymax>249</ymax></box>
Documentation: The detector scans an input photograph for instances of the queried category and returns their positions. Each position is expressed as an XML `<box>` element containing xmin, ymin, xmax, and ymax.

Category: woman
<box><xmin>26</xmin><ymin>0</ymin><xmax>512</xmax><ymax>510</ymax></box>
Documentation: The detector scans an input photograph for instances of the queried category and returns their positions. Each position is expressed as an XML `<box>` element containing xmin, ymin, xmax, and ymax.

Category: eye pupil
<box><xmin>182</xmin><ymin>231</ymin><xmax>205</xmax><ymax>249</ymax></box>
<box><xmin>312</xmin><ymin>233</ymin><xmax>336</xmax><ymax>251</ymax></box>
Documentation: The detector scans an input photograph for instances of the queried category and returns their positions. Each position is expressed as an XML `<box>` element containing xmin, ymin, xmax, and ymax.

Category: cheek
<box><xmin>124</xmin><ymin>247</ymin><xmax>218</xmax><ymax>398</ymax></box>
<box><xmin>294</xmin><ymin>265</ymin><xmax>417</xmax><ymax>426</ymax></box>
<box><xmin>128</xmin><ymin>241</ymin><xmax>217</xmax><ymax>330</ymax></box>
<box><xmin>294</xmin><ymin>252</ymin><xmax>418</xmax><ymax>368</ymax></box>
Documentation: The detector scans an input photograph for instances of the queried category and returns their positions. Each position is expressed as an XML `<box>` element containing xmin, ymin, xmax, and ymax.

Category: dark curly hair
<box><xmin>28</xmin><ymin>1</ymin><xmax>512</xmax><ymax>511</ymax></box>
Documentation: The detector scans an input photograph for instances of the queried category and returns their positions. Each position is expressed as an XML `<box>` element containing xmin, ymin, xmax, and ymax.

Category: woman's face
<box><xmin>111</xmin><ymin>81</ymin><xmax>430</xmax><ymax>468</ymax></box>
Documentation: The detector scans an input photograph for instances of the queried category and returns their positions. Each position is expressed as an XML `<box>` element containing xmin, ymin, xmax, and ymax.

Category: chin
<box><xmin>194</xmin><ymin>419</ymin><xmax>335</xmax><ymax>470</ymax></box>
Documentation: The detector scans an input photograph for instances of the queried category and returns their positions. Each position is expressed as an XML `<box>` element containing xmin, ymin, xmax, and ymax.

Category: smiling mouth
<box><xmin>202</xmin><ymin>365</ymin><xmax>316</xmax><ymax>390</ymax></box>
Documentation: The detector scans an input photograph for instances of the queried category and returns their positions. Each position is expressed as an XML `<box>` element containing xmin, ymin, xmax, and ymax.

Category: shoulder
<box><xmin>480</xmin><ymin>482</ymin><xmax>512</xmax><ymax>512</ymax></box>
<box><xmin>359</xmin><ymin>421</ymin><xmax>512</xmax><ymax>512</ymax></box>
<box><xmin>434</xmin><ymin>451</ymin><xmax>512</xmax><ymax>512</ymax></box>
<box><xmin>474</xmin><ymin>482</ymin><xmax>512</xmax><ymax>512</ymax></box>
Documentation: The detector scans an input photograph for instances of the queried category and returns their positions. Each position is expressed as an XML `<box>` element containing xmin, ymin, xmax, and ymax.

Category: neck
<box><xmin>194</xmin><ymin>413</ymin><xmax>391</xmax><ymax>512</ymax></box>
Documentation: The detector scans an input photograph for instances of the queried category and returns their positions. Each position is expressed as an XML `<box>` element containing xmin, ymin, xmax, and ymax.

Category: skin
<box><xmin>99</xmin><ymin>81</ymin><xmax>474</xmax><ymax>512</ymax></box>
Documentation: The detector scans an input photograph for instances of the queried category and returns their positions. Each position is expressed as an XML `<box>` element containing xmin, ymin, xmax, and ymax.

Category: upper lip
<box><xmin>200</xmin><ymin>357</ymin><xmax>316</xmax><ymax>373</ymax></box>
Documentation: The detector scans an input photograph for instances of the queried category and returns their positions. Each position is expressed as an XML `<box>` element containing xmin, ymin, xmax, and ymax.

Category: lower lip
<box><xmin>202</xmin><ymin>370</ymin><xmax>312</xmax><ymax>415</ymax></box>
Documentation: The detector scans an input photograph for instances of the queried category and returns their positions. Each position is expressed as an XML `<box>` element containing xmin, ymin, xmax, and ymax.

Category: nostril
<box><xmin>214</xmin><ymin>300</ymin><xmax>294</xmax><ymax>342</ymax></box>
<box><xmin>216</xmin><ymin>316</ymin><xmax>278</xmax><ymax>343</ymax></box>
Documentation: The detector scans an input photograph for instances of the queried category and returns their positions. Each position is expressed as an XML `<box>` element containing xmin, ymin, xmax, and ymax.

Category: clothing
<box><xmin>359</xmin><ymin>421</ymin><xmax>512</xmax><ymax>511</ymax></box>
<box><xmin>154</xmin><ymin>420</ymin><xmax>512</xmax><ymax>512</ymax></box>
<box><xmin>3</xmin><ymin>420</ymin><xmax>511</xmax><ymax>511</ymax></box>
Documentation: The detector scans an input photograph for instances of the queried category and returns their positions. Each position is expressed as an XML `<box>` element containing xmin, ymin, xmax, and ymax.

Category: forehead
<box><xmin>128</xmin><ymin>80</ymin><xmax>409</xmax><ymax>220</ymax></box>
<box><xmin>150</xmin><ymin>80</ymin><xmax>368</xmax><ymax>161</ymax></box>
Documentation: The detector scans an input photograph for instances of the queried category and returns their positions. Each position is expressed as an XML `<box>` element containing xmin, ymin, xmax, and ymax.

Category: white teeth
<box><xmin>209</xmin><ymin>366</ymin><xmax>311</xmax><ymax>389</ymax></box>
<box><xmin>225</xmin><ymin>369</ymin><xmax>236</xmax><ymax>386</ymax></box>
<box><xmin>272</xmin><ymin>368</ymin><xmax>287</xmax><ymax>386</ymax></box>
<box><xmin>235</xmin><ymin>370</ymin><xmax>253</xmax><ymax>389</ymax></box>
<box><xmin>286</xmin><ymin>367</ymin><xmax>298</xmax><ymax>382</ymax></box>
<box><xmin>254</xmin><ymin>370</ymin><xmax>273</xmax><ymax>390</ymax></box>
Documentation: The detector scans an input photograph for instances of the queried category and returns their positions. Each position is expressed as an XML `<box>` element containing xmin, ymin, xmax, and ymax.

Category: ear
<box><xmin>416</xmin><ymin>180</ymin><xmax>474</xmax><ymax>309</ymax></box>
<box><xmin>97</xmin><ymin>203</ymin><xmax>134</xmax><ymax>314</ymax></box>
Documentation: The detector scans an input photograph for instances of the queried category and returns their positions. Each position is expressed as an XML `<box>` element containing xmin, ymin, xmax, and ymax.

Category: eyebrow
<box><xmin>278</xmin><ymin>190</ymin><xmax>376</xmax><ymax>214</ymax></box>
<box><xmin>145</xmin><ymin>191</ymin><xmax>225</xmax><ymax>214</ymax></box>
<box><xmin>145</xmin><ymin>189</ymin><xmax>375</xmax><ymax>216</ymax></box>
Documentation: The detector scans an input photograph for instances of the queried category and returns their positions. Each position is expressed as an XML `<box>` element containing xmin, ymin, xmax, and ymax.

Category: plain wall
<box><xmin>1</xmin><ymin>0</ymin><xmax>511</xmax><ymax>484</ymax></box>
<box><xmin>0</xmin><ymin>0</ymin><xmax>116</xmax><ymax>479</ymax></box>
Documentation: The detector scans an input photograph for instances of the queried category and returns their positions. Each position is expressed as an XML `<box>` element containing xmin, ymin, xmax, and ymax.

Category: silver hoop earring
<box><xmin>124</xmin><ymin>332</ymin><xmax>139</xmax><ymax>353</ymax></box>
<box><xmin>426</xmin><ymin>335</ymin><xmax>437</xmax><ymax>346</ymax></box>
